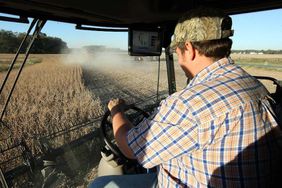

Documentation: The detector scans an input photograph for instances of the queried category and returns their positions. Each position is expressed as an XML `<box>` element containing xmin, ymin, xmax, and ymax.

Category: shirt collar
<box><xmin>188</xmin><ymin>57</ymin><xmax>234</xmax><ymax>87</ymax></box>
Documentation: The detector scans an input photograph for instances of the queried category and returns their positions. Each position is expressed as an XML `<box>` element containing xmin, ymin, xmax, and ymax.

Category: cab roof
<box><xmin>1</xmin><ymin>0</ymin><xmax>282</xmax><ymax>28</ymax></box>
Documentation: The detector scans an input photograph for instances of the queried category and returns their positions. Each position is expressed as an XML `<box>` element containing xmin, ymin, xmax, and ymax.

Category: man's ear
<box><xmin>185</xmin><ymin>42</ymin><xmax>195</xmax><ymax>61</ymax></box>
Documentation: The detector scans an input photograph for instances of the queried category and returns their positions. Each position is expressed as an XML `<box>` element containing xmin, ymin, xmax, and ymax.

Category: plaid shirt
<box><xmin>127</xmin><ymin>57</ymin><xmax>281</xmax><ymax>187</ymax></box>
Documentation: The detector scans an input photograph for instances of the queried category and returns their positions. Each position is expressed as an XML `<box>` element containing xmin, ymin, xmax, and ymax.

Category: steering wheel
<box><xmin>100</xmin><ymin>105</ymin><xmax>149</xmax><ymax>160</ymax></box>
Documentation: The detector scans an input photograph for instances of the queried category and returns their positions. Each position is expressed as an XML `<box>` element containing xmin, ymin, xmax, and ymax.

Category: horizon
<box><xmin>0</xmin><ymin>8</ymin><xmax>282</xmax><ymax>51</ymax></box>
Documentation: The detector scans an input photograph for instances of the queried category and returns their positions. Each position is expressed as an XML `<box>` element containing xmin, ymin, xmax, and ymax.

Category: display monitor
<box><xmin>128</xmin><ymin>28</ymin><xmax>162</xmax><ymax>56</ymax></box>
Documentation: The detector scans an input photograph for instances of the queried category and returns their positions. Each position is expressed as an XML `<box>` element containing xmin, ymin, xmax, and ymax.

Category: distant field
<box><xmin>230</xmin><ymin>53</ymin><xmax>282</xmax><ymax>92</ymax></box>
<box><xmin>231</xmin><ymin>53</ymin><xmax>282</xmax><ymax>71</ymax></box>
<box><xmin>0</xmin><ymin>54</ymin><xmax>42</xmax><ymax>72</ymax></box>
<box><xmin>231</xmin><ymin>53</ymin><xmax>282</xmax><ymax>59</ymax></box>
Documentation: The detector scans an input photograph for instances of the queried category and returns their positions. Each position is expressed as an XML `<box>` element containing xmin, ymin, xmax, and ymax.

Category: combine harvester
<box><xmin>0</xmin><ymin>0</ymin><xmax>281</xmax><ymax>187</ymax></box>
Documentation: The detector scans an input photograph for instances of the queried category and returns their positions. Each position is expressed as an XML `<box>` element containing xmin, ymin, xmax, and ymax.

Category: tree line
<box><xmin>232</xmin><ymin>49</ymin><xmax>282</xmax><ymax>54</ymax></box>
<box><xmin>0</xmin><ymin>30</ymin><xmax>69</xmax><ymax>53</ymax></box>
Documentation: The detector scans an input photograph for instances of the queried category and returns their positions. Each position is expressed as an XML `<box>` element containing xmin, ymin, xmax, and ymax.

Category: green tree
<box><xmin>0</xmin><ymin>30</ymin><xmax>69</xmax><ymax>53</ymax></box>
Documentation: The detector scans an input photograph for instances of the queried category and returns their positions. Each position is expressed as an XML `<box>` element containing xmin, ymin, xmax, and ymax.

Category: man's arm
<box><xmin>108</xmin><ymin>99</ymin><xmax>136</xmax><ymax>159</ymax></box>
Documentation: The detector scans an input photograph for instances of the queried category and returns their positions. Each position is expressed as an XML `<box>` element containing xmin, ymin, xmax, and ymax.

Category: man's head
<box><xmin>170</xmin><ymin>7</ymin><xmax>233</xmax><ymax>61</ymax></box>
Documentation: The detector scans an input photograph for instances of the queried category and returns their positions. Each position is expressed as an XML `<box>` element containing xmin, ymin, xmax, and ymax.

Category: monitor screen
<box><xmin>128</xmin><ymin>29</ymin><xmax>162</xmax><ymax>56</ymax></box>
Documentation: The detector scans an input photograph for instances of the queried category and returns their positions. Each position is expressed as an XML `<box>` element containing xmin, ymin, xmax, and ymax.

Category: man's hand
<box><xmin>107</xmin><ymin>98</ymin><xmax>136</xmax><ymax>159</ymax></box>
<box><xmin>108</xmin><ymin>98</ymin><xmax>126</xmax><ymax>117</ymax></box>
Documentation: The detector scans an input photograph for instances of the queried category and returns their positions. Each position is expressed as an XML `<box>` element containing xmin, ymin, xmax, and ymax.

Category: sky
<box><xmin>0</xmin><ymin>8</ymin><xmax>281</xmax><ymax>50</ymax></box>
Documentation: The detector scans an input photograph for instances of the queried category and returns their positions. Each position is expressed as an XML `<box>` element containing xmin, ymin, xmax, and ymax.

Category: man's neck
<box><xmin>189</xmin><ymin>55</ymin><xmax>215</xmax><ymax>78</ymax></box>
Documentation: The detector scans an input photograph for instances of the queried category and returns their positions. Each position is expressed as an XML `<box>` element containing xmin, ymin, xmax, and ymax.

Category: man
<box><xmin>107</xmin><ymin>7</ymin><xmax>282</xmax><ymax>187</ymax></box>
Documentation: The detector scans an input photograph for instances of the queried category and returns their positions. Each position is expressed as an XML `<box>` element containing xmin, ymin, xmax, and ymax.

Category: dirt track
<box><xmin>81</xmin><ymin>53</ymin><xmax>282</xmax><ymax>103</ymax></box>
<box><xmin>81</xmin><ymin>56</ymin><xmax>171</xmax><ymax>108</ymax></box>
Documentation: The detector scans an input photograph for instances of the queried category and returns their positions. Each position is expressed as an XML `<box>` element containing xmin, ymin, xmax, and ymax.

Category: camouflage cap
<box><xmin>170</xmin><ymin>9</ymin><xmax>234</xmax><ymax>51</ymax></box>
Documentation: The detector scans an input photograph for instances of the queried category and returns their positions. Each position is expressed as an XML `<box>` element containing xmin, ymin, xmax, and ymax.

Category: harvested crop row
<box><xmin>0</xmin><ymin>54</ymin><xmax>103</xmax><ymax>171</ymax></box>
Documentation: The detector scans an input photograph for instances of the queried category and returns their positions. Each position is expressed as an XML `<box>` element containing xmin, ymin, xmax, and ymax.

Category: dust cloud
<box><xmin>61</xmin><ymin>48</ymin><xmax>135</xmax><ymax>71</ymax></box>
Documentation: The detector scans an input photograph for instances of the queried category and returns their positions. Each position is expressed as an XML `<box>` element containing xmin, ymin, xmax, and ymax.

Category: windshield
<box><xmin>0</xmin><ymin>24</ymin><xmax>169</xmax><ymax>186</ymax></box>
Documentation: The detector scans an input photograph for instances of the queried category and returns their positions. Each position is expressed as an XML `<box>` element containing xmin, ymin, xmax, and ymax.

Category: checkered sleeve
<box><xmin>127</xmin><ymin>97</ymin><xmax>199</xmax><ymax>169</ymax></box>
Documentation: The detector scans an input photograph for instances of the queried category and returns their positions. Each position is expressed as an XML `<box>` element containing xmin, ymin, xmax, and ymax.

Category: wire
<box><xmin>156</xmin><ymin>56</ymin><xmax>161</xmax><ymax>102</ymax></box>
